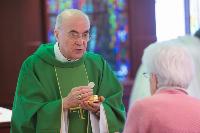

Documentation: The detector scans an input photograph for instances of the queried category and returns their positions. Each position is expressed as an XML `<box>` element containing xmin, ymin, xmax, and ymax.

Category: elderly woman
<box><xmin>123</xmin><ymin>41</ymin><xmax>200</xmax><ymax>133</ymax></box>
<box><xmin>129</xmin><ymin>29</ymin><xmax>200</xmax><ymax>107</ymax></box>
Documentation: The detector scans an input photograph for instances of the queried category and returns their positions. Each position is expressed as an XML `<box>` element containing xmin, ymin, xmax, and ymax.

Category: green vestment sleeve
<box><xmin>11</xmin><ymin>58</ymin><xmax>62</xmax><ymax>133</ymax></box>
<box><xmin>101</xmin><ymin>60</ymin><xmax>126</xmax><ymax>132</ymax></box>
<box><xmin>85</xmin><ymin>55</ymin><xmax>126</xmax><ymax>132</ymax></box>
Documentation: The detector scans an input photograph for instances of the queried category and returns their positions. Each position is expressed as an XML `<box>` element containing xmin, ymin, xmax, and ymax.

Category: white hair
<box><xmin>142</xmin><ymin>39</ymin><xmax>195</xmax><ymax>89</ymax></box>
<box><xmin>55</xmin><ymin>9</ymin><xmax>90</xmax><ymax>29</ymax></box>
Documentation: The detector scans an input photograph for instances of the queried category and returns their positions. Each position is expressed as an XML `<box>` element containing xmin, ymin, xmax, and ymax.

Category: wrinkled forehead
<box><xmin>61</xmin><ymin>15</ymin><xmax>90</xmax><ymax>32</ymax></box>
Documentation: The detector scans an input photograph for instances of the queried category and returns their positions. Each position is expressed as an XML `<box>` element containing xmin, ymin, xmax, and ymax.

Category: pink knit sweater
<box><xmin>123</xmin><ymin>88</ymin><xmax>200</xmax><ymax>133</ymax></box>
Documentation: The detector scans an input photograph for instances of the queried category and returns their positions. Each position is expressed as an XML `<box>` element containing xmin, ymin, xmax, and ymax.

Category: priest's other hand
<box><xmin>62</xmin><ymin>86</ymin><xmax>93</xmax><ymax>110</ymax></box>
<box><xmin>80</xmin><ymin>96</ymin><xmax>105</xmax><ymax>117</ymax></box>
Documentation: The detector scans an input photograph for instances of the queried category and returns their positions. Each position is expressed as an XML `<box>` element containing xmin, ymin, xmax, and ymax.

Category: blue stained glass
<box><xmin>72</xmin><ymin>0</ymin><xmax>78</xmax><ymax>9</ymax></box>
<box><xmin>82</xmin><ymin>1</ymin><xmax>94</xmax><ymax>13</ymax></box>
<box><xmin>118</xmin><ymin>29</ymin><xmax>127</xmax><ymax>42</ymax></box>
<box><xmin>48</xmin><ymin>0</ymin><xmax>57</xmax><ymax>13</ymax></box>
<box><xmin>88</xmin><ymin>26</ymin><xmax>97</xmax><ymax>51</ymax></box>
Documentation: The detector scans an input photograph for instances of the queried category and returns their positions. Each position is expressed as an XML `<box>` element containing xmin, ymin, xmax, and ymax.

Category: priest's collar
<box><xmin>54</xmin><ymin>42</ymin><xmax>79</xmax><ymax>62</ymax></box>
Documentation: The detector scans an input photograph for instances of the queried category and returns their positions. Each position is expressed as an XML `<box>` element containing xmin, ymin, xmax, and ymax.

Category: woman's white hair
<box><xmin>142</xmin><ymin>39</ymin><xmax>195</xmax><ymax>89</ymax></box>
<box><xmin>55</xmin><ymin>9</ymin><xmax>90</xmax><ymax>29</ymax></box>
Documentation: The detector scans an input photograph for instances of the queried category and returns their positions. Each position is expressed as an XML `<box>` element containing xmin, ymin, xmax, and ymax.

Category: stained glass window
<box><xmin>47</xmin><ymin>0</ymin><xmax>129</xmax><ymax>80</ymax></box>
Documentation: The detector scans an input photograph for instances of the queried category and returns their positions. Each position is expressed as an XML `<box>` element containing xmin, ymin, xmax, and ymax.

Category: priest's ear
<box><xmin>54</xmin><ymin>29</ymin><xmax>60</xmax><ymax>42</ymax></box>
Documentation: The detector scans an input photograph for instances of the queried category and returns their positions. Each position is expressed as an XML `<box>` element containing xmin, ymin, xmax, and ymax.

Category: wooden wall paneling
<box><xmin>0</xmin><ymin>0</ymin><xmax>45</xmax><ymax>109</ymax></box>
<box><xmin>0</xmin><ymin>122</ymin><xmax>10</xmax><ymax>133</ymax></box>
<box><xmin>127</xmin><ymin>0</ymin><xmax>157</xmax><ymax>80</ymax></box>
<box><xmin>123</xmin><ymin>0</ymin><xmax>157</xmax><ymax>110</ymax></box>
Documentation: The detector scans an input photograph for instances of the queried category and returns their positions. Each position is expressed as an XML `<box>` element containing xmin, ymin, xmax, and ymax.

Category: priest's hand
<box><xmin>62</xmin><ymin>86</ymin><xmax>93</xmax><ymax>110</ymax></box>
<box><xmin>80</xmin><ymin>96</ymin><xmax>105</xmax><ymax>117</ymax></box>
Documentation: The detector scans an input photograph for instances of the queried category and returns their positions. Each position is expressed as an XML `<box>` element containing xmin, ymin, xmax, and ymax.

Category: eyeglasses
<box><xmin>143</xmin><ymin>72</ymin><xmax>150</xmax><ymax>78</ymax></box>
<box><xmin>67</xmin><ymin>31</ymin><xmax>90</xmax><ymax>41</ymax></box>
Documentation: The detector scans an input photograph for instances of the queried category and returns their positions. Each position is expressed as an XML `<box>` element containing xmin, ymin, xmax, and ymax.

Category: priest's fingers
<box><xmin>99</xmin><ymin>96</ymin><xmax>105</xmax><ymax>102</ymax></box>
<box><xmin>63</xmin><ymin>86</ymin><xmax>94</xmax><ymax>109</ymax></box>
<box><xmin>96</xmin><ymin>110</ymin><xmax>100</xmax><ymax>117</ymax></box>
<box><xmin>63</xmin><ymin>88</ymin><xmax>87</xmax><ymax>109</ymax></box>
<box><xmin>70</xmin><ymin>86</ymin><xmax>92</xmax><ymax>100</ymax></box>
<box><xmin>71</xmin><ymin>86</ymin><xmax>92</xmax><ymax>94</ymax></box>
<box><xmin>63</xmin><ymin>96</ymin><xmax>80</xmax><ymax>109</ymax></box>
<box><xmin>78</xmin><ymin>86</ymin><xmax>93</xmax><ymax>94</ymax></box>
<box><xmin>89</xmin><ymin>102</ymin><xmax>100</xmax><ymax>111</ymax></box>
<box><xmin>80</xmin><ymin>101</ymin><xmax>100</xmax><ymax>113</ymax></box>
<box><xmin>73</xmin><ymin>86</ymin><xmax>93</xmax><ymax>94</ymax></box>
<box><xmin>80</xmin><ymin>91</ymin><xmax>93</xmax><ymax>101</ymax></box>
<box><xmin>79</xmin><ymin>101</ymin><xmax>93</xmax><ymax>112</ymax></box>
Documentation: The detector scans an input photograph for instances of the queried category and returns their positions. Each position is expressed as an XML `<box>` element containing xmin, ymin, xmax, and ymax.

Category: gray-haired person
<box><xmin>129</xmin><ymin>28</ymin><xmax>200</xmax><ymax>107</ymax></box>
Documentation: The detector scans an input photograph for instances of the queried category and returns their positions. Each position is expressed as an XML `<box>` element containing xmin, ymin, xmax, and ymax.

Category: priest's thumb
<box><xmin>99</xmin><ymin>96</ymin><xmax>105</xmax><ymax>102</ymax></box>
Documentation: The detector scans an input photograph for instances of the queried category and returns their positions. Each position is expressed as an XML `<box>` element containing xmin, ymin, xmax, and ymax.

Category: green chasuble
<box><xmin>11</xmin><ymin>43</ymin><xmax>126</xmax><ymax>133</ymax></box>
<box><xmin>55</xmin><ymin>64</ymin><xmax>92</xmax><ymax>133</ymax></box>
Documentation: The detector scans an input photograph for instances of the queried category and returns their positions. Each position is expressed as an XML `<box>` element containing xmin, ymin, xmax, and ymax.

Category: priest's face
<box><xmin>54</xmin><ymin>15</ymin><xmax>90</xmax><ymax>60</ymax></box>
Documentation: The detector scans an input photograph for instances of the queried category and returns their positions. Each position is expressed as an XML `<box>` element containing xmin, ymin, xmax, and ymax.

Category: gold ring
<box><xmin>77</xmin><ymin>94</ymin><xmax>82</xmax><ymax>100</ymax></box>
